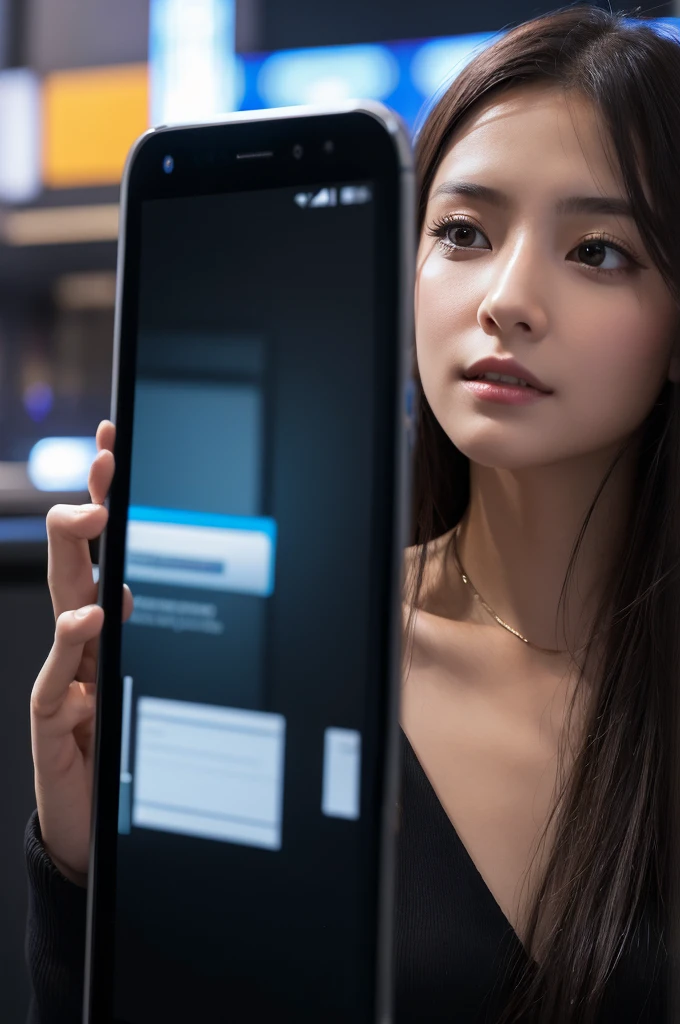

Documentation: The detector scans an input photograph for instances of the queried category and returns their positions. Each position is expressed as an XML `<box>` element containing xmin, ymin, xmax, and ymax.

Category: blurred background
<box><xmin>0</xmin><ymin>0</ymin><xmax>676</xmax><ymax>1018</ymax></box>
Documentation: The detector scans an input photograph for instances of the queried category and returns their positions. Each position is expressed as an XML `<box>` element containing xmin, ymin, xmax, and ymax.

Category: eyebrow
<box><xmin>430</xmin><ymin>180</ymin><xmax>633</xmax><ymax>218</ymax></box>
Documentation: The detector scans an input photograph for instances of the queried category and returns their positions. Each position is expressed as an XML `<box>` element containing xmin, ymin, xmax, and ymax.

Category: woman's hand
<box><xmin>30</xmin><ymin>420</ymin><xmax>133</xmax><ymax>886</ymax></box>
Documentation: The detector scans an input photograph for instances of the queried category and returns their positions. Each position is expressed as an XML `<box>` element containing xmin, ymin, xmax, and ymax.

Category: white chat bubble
<box><xmin>132</xmin><ymin>697</ymin><xmax>286</xmax><ymax>850</ymax></box>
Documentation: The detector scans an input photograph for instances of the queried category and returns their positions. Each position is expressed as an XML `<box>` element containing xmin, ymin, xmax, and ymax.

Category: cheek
<box><xmin>415</xmin><ymin>258</ymin><xmax>476</xmax><ymax>365</ymax></box>
<box><xmin>570</xmin><ymin>293</ymin><xmax>675</xmax><ymax>426</ymax></box>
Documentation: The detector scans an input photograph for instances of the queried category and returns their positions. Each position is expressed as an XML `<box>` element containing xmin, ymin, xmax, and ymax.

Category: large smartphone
<box><xmin>85</xmin><ymin>101</ymin><xmax>414</xmax><ymax>1024</ymax></box>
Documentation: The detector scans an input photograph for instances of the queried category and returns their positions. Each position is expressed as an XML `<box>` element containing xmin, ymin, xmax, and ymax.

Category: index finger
<box><xmin>47</xmin><ymin>422</ymin><xmax>115</xmax><ymax>620</ymax></box>
<box><xmin>88</xmin><ymin>420</ymin><xmax>116</xmax><ymax>505</ymax></box>
<box><xmin>96</xmin><ymin>419</ymin><xmax>115</xmax><ymax>455</ymax></box>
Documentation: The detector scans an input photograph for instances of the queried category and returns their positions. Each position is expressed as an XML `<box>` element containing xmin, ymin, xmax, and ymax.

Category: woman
<box><xmin>26</xmin><ymin>6</ymin><xmax>680</xmax><ymax>1022</ymax></box>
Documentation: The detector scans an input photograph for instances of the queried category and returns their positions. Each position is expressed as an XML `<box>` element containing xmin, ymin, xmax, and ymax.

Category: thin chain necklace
<box><xmin>451</xmin><ymin>523</ymin><xmax>568</xmax><ymax>656</ymax></box>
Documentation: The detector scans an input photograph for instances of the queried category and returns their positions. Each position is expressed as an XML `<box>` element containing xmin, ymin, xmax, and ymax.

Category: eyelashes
<box><xmin>425</xmin><ymin>213</ymin><xmax>646</xmax><ymax>276</ymax></box>
<box><xmin>426</xmin><ymin>215</ymin><xmax>490</xmax><ymax>253</ymax></box>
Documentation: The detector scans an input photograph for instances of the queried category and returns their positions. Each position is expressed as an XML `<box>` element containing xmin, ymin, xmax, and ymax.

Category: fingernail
<box><xmin>74</xmin><ymin>605</ymin><xmax>97</xmax><ymax>619</ymax></box>
<box><xmin>78</xmin><ymin>503</ymin><xmax>99</xmax><ymax>513</ymax></box>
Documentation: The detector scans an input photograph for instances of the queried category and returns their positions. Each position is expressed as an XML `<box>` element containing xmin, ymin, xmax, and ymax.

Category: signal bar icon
<box><xmin>294</xmin><ymin>188</ymin><xmax>338</xmax><ymax>209</ymax></box>
<box><xmin>309</xmin><ymin>187</ymin><xmax>337</xmax><ymax>207</ymax></box>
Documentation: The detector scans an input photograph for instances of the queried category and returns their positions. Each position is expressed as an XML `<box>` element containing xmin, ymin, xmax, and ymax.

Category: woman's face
<box><xmin>415</xmin><ymin>84</ymin><xmax>680</xmax><ymax>470</ymax></box>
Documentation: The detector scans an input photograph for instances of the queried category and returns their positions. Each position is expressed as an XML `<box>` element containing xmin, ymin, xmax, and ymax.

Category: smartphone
<box><xmin>85</xmin><ymin>101</ymin><xmax>414</xmax><ymax>1024</ymax></box>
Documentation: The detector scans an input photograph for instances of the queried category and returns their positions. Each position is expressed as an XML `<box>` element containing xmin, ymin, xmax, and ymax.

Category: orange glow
<box><xmin>43</xmin><ymin>64</ymin><xmax>149</xmax><ymax>189</ymax></box>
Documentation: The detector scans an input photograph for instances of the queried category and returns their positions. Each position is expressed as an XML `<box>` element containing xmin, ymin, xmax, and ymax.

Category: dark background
<box><xmin>1</xmin><ymin>1</ymin><xmax>676</xmax><ymax>1022</ymax></box>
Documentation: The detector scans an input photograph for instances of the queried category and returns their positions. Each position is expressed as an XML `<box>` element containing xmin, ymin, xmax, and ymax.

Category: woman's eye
<box><xmin>569</xmin><ymin>239</ymin><xmax>629</xmax><ymax>272</ymax></box>
<box><xmin>440</xmin><ymin>221</ymin><xmax>490</xmax><ymax>250</ymax></box>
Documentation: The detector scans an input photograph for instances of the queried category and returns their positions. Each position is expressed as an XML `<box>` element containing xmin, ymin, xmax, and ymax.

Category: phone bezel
<box><xmin>84</xmin><ymin>100</ymin><xmax>414</xmax><ymax>1024</ymax></box>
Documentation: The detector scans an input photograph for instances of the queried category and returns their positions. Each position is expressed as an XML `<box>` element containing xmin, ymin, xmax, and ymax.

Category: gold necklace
<box><xmin>451</xmin><ymin>523</ymin><xmax>567</xmax><ymax>656</ymax></box>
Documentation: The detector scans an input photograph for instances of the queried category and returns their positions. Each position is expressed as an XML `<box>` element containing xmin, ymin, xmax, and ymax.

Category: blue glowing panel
<box><xmin>125</xmin><ymin>507</ymin><xmax>278</xmax><ymax>596</ymax></box>
<box><xmin>256</xmin><ymin>44</ymin><xmax>399</xmax><ymax>107</ymax></box>
<box><xmin>149</xmin><ymin>17</ymin><xmax>680</xmax><ymax>132</ymax></box>
<box><xmin>409</xmin><ymin>34</ymin><xmax>497</xmax><ymax>103</ymax></box>
<box><xmin>237</xmin><ymin>33</ymin><xmax>499</xmax><ymax>131</ymax></box>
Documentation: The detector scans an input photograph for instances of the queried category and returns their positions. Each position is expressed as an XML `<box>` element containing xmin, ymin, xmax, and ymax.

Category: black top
<box><xmin>24</xmin><ymin>729</ymin><xmax>665</xmax><ymax>1023</ymax></box>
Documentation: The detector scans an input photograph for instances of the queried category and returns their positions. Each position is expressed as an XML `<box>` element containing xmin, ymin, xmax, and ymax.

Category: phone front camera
<box><xmin>292</xmin><ymin>144</ymin><xmax>303</xmax><ymax>160</ymax></box>
<box><xmin>163</xmin><ymin>155</ymin><xmax>174</xmax><ymax>174</ymax></box>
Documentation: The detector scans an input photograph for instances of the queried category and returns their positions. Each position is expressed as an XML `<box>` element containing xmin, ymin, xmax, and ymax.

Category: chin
<box><xmin>459</xmin><ymin>447</ymin><xmax>546</xmax><ymax>471</ymax></box>
<box><xmin>443</xmin><ymin>423</ymin><xmax>560</xmax><ymax>471</ymax></box>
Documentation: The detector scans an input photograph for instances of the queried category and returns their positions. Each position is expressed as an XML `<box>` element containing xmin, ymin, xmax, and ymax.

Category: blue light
<box><xmin>23</xmin><ymin>381</ymin><xmax>54</xmax><ymax>422</ymax></box>
<box><xmin>236</xmin><ymin>34</ymin><xmax>498</xmax><ymax>131</ymax></box>
<box><xmin>151</xmin><ymin>18</ymin><xmax>677</xmax><ymax>135</ymax></box>
<box><xmin>0</xmin><ymin>516</ymin><xmax>48</xmax><ymax>543</ymax></box>
<box><xmin>648</xmin><ymin>16</ymin><xmax>680</xmax><ymax>40</ymax></box>
<box><xmin>257</xmin><ymin>44</ymin><xmax>400</xmax><ymax>107</ymax></box>
<box><xmin>410</xmin><ymin>33</ymin><xmax>497</xmax><ymax>101</ymax></box>
<box><xmin>149</xmin><ymin>0</ymin><xmax>244</xmax><ymax>125</ymax></box>
<box><xmin>27</xmin><ymin>437</ymin><xmax>98</xmax><ymax>492</ymax></box>
<box><xmin>128</xmin><ymin>506</ymin><xmax>277</xmax><ymax>539</ymax></box>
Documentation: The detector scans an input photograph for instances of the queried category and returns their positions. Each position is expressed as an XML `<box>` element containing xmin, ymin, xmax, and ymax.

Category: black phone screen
<box><xmin>88</xmin><ymin>110</ymin><xmax>411</xmax><ymax>1024</ymax></box>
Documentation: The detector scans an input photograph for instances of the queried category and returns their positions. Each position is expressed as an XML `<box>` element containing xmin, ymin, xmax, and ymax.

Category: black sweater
<box><xmin>25</xmin><ymin>730</ymin><xmax>665</xmax><ymax>1023</ymax></box>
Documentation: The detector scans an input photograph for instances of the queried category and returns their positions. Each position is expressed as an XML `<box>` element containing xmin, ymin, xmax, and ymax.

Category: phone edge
<box><xmin>148</xmin><ymin>98</ymin><xmax>413</xmax><ymax>172</ymax></box>
<box><xmin>82</xmin><ymin>122</ymin><xmax>154</xmax><ymax>1024</ymax></box>
<box><xmin>374</xmin><ymin>125</ymin><xmax>415</xmax><ymax>1024</ymax></box>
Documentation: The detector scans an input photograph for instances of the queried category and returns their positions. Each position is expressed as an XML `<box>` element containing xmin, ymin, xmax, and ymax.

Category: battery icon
<box><xmin>340</xmin><ymin>185</ymin><xmax>372</xmax><ymax>205</ymax></box>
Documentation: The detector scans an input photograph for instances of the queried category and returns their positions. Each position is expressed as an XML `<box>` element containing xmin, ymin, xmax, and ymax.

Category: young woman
<box><xmin>26</xmin><ymin>6</ymin><xmax>680</xmax><ymax>1023</ymax></box>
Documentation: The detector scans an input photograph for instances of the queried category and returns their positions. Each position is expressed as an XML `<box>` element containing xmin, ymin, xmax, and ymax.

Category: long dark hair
<box><xmin>408</xmin><ymin>6</ymin><xmax>680</xmax><ymax>1022</ymax></box>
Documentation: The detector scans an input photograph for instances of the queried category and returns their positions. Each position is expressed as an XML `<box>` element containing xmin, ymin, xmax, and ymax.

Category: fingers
<box><xmin>96</xmin><ymin>419</ymin><xmax>115</xmax><ymax>454</ymax></box>
<box><xmin>32</xmin><ymin>605</ymin><xmax>104</xmax><ymax>721</ymax></box>
<box><xmin>89</xmin><ymin>421</ymin><xmax>115</xmax><ymax>504</ymax></box>
<box><xmin>46</xmin><ymin>504</ymin><xmax>107</xmax><ymax>621</ymax></box>
<box><xmin>71</xmin><ymin>584</ymin><xmax>134</xmax><ymax>686</ymax></box>
<box><xmin>88</xmin><ymin>449</ymin><xmax>114</xmax><ymax>506</ymax></box>
<box><xmin>123</xmin><ymin>583</ymin><xmax>134</xmax><ymax>622</ymax></box>
<box><xmin>47</xmin><ymin>420</ymin><xmax>115</xmax><ymax>621</ymax></box>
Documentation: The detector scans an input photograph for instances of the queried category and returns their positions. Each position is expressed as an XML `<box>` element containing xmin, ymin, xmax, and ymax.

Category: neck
<box><xmin>455</xmin><ymin>440</ymin><xmax>638</xmax><ymax>653</ymax></box>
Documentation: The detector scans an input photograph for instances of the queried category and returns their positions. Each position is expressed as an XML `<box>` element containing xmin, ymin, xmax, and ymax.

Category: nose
<box><xmin>477</xmin><ymin>235</ymin><xmax>549</xmax><ymax>342</ymax></box>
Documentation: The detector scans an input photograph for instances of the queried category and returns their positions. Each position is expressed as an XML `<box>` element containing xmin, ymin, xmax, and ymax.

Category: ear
<box><xmin>669</xmin><ymin>332</ymin><xmax>680</xmax><ymax>384</ymax></box>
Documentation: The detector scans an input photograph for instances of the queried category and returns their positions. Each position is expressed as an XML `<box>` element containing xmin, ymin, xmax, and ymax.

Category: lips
<box><xmin>463</xmin><ymin>357</ymin><xmax>552</xmax><ymax>394</ymax></box>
